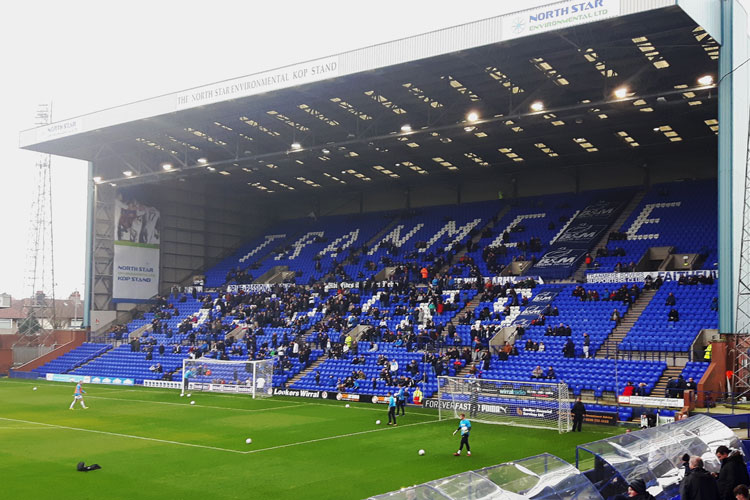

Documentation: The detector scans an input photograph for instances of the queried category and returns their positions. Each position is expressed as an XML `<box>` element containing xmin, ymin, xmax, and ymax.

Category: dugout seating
<box><xmin>618</xmin><ymin>281</ymin><xmax>718</xmax><ymax>351</ymax></box>
<box><xmin>31</xmin><ymin>343</ymin><xmax>112</xmax><ymax>375</ymax></box>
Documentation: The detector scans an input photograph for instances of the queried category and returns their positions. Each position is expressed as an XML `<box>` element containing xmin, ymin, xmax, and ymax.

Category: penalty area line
<box><xmin>0</xmin><ymin>416</ymin><xmax>247</xmax><ymax>454</ymax></box>
<box><xmin>244</xmin><ymin>418</ymin><xmax>441</xmax><ymax>455</ymax></box>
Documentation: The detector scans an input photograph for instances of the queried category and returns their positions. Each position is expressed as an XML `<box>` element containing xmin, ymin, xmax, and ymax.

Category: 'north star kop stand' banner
<box><xmin>113</xmin><ymin>196</ymin><xmax>161</xmax><ymax>302</ymax></box>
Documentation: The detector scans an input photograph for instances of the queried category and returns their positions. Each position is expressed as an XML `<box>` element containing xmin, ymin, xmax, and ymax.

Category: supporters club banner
<box><xmin>113</xmin><ymin>196</ymin><xmax>161</xmax><ymax>302</ymax></box>
<box><xmin>586</xmin><ymin>269</ymin><xmax>718</xmax><ymax>284</ymax></box>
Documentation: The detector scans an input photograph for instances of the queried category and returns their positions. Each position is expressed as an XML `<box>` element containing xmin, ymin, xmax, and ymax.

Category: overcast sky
<box><xmin>0</xmin><ymin>0</ymin><xmax>746</xmax><ymax>300</ymax></box>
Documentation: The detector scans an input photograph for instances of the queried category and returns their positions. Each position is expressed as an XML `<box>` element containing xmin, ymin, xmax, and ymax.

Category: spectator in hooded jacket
<box><xmin>717</xmin><ymin>445</ymin><xmax>750</xmax><ymax>500</ymax></box>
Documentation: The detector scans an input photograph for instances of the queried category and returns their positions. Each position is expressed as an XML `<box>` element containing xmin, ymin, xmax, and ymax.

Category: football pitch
<box><xmin>0</xmin><ymin>378</ymin><xmax>621</xmax><ymax>499</ymax></box>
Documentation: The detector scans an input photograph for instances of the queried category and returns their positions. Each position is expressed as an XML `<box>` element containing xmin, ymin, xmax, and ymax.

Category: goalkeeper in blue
<box><xmin>452</xmin><ymin>413</ymin><xmax>471</xmax><ymax>456</ymax></box>
<box><xmin>69</xmin><ymin>381</ymin><xmax>88</xmax><ymax>410</ymax></box>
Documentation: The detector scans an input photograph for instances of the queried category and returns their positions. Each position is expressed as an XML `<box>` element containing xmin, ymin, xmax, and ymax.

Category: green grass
<box><xmin>0</xmin><ymin>378</ymin><xmax>621</xmax><ymax>499</ymax></box>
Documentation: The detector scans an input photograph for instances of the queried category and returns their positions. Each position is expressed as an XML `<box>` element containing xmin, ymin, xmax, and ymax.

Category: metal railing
<box><xmin>599</xmin><ymin>345</ymin><xmax>690</xmax><ymax>365</ymax></box>
<box><xmin>12</xmin><ymin>345</ymin><xmax>55</xmax><ymax>366</ymax></box>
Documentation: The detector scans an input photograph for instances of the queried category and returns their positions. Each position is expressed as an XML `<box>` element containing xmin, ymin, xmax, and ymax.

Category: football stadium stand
<box><xmin>23</xmin><ymin>181</ymin><xmax>720</xmax><ymax>423</ymax></box>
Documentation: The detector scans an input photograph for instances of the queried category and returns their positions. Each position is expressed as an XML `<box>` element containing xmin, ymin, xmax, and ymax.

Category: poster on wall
<box><xmin>112</xmin><ymin>196</ymin><xmax>160</xmax><ymax>302</ymax></box>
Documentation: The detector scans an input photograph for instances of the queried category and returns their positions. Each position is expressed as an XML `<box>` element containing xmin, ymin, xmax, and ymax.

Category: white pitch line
<box><xmin>0</xmin><ymin>415</ymin><xmax>441</xmax><ymax>456</ymax></box>
<box><xmin>0</xmin><ymin>426</ymin><xmax>60</xmax><ymax>430</ymax></box>
<box><xmin>244</xmin><ymin>418</ymin><xmax>441</xmax><ymax>455</ymax></box>
<box><xmin>0</xmin><ymin>416</ymin><xmax>247</xmax><ymax>454</ymax></box>
<box><xmin>86</xmin><ymin>395</ymin><xmax>314</xmax><ymax>413</ymax></box>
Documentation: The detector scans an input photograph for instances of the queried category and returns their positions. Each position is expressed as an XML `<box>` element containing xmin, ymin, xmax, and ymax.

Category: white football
<box><xmin>190</xmin><ymin>400</ymin><xmax>196</xmax><ymax>405</ymax></box>
<box><xmin>186</xmin><ymin>393</ymin><xmax>192</xmax><ymax>397</ymax></box>
<box><xmin>419</xmin><ymin>449</ymin><xmax>425</xmax><ymax>456</ymax></box>
<box><xmin>33</xmin><ymin>387</ymin><xmax>37</xmax><ymax>391</ymax></box>
<box><xmin>180</xmin><ymin>393</ymin><xmax>184</xmax><ymax>397</ymax></box>
<box><xmin>376</xmin><ymin>420</ymin><xmax>381</xmax><ymax>425</ymax></box>
<box><xmin>345</xmin><ymin>404</ymin><xmax>350</xmax><ymax>408</ymax></box>
<box><xmin>245</xmin><ymin>438</ymin><xmax>252</xmax><ymax>444</ymax></box>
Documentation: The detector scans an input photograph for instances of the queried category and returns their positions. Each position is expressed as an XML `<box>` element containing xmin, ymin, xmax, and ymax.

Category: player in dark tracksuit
<box><xmin>572</xmin><ymin>397</ymin><xmax>586</xmax><ymax>432</ymax></box>
<box><xmin>387</xmin><ymin>392</ymin><xmax>398</xmax><ymax>425</ymax></box>
<box><xmin>396</xmin><ymin>386</ymin><xmax>407</xmax><ymax>416</ymax></box>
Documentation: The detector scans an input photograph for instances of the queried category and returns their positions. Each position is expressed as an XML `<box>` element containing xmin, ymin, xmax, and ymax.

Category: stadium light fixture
<box><xmin>123</xmin><ymin>170</ymin><xmax>133</xmax><ymax>177</ymax></box>
<box><xmin>697</xmin><ymin>74</ymin><xmax>714</xmax><ymax>86</ymax></box>
<box><xmin>197</xmin><ymin>158</ymin><xmax>208</xmax><ymax>164</ymax></box>
<box><xmin>530</xmin><ymin>101</ymin><xmax>544</xmax><ymax>112</ymax></box>
<box><xmin>291</xmin><ymin>142</ymin><xmax>302</xmax><ymax>150</ymax></box>
<box><xmin>400</xmin><ymin>124</ymin><xmax>412</xmax><ymax>132</ymax></box>
<box><xmin>93</xmin><ymin>176</ymin><xmax>102</xmax><ymax>184</ymax></box>
<box><xmin>162</xmin><ymin>163</ymin><xmax>173</xmax><ymax>171</ymax></box>
<box><xmin>466</xmin><ymin>111</ymin><xmax>479</xmax><ymax>122</ymax></box>
<box><xmin>614</xmin><ymin>87</ymin><xmax>628</xmax><ymax>99</ymax></box>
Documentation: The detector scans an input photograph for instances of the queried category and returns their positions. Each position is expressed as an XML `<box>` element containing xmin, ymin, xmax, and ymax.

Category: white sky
<box><xmin>0</xmin><ymin>0</ymin><xmax>746</xmax><ymax>300</ymax></box>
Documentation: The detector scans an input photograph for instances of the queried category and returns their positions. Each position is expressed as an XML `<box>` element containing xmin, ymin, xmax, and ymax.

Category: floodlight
<box><xmin>614</xmin><ymin>87</ymin><xmax>628</xmax><ymax>99</ymax></box>
<box><xmin>697</xmin><ymin>75</ymin><xmax>714</xmax><ymax>86</ymax></box>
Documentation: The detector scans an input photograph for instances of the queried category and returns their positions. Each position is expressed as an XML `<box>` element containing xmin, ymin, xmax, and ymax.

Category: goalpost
<box><xmin>437</xmin><ymin>376</ymin><xmax>572</xmax><ymax>433</ymax></box>
<box><xmin>182</xmin><ymin>357</ymin><xmax>275</xmax><ymax>399</ymax></box>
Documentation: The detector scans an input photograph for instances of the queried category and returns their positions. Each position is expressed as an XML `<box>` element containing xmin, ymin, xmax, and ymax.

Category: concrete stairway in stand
<box><xmin>596</xmin><ymin>289</ymin><xmax>657</xmax><ymax>358</ymax></box>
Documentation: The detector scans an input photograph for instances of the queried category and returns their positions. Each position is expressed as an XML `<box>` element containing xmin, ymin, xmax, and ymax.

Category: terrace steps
<box><xmin>596</xmin><ymin>289</ymin><xmax>657</xmax><ymax>358</ymax></box>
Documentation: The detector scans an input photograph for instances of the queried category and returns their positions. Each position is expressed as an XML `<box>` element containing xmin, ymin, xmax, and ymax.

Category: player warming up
<box><xmin>453</xmin><ymin>413</ymin><xmax>471</xmax><ymax>456</ymax></box>
<box><xmin>69</xmin><ymin>381</ymin><xmax>88</xmax><ymax>410</ymax></box>
<box><xmin>387</xmin><ymin>392</ymin><xmax>398</xmax><ymax>426</ymax></box>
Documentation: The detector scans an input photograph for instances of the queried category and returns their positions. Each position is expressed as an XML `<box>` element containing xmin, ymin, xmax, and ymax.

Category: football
<box><xmin>33</xmin><ymin>387</ymin><xmax>37</xmax><ymax>391</ymax></box>
<box><xmin>245</xmin><ymin>438</ymin><xmax>252</xmax><ymax>444</ymax></box>
<box><xmin>375</xmin><ymin>420</ymin><xmax>381</xmax><ymax>425</ymax></box>
<box><xmin>179</xmin><ymin>393</ymin><xmax>184</xmax><ymax>397</ymax></box>
<box><xmin>186</xmin><ymin>393</ymin><xmax>191</xmax><ymax>397</ymax></box>
<box><xmin>190</xmin><ymin>401</ymin><xmax>196</xmax><ymax>405</ymax></box>
<box><xmin>418</xmin><ymin>449</ymin><xmax>425</xmax><ymax>456</ymax></box>
<box><xmin>345</xmin><ymin>404</ymin><xmax>350</xmax><ymax>408</ymax></box>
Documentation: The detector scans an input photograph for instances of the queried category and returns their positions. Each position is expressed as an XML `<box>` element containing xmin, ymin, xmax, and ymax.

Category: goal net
<box><xmin>437</xmin><ymin>376</ymin><xmax>571</xmax><ymax>433</ymax></box>
<box><xmin>182</xmin><ymin>357</ymin><xmax>275</xmax><ymax>399</ymax></box>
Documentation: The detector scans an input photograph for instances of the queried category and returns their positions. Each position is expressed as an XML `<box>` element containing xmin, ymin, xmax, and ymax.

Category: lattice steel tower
<box><xmin>731</xmin><ymin>111</ymin><xmax>750</xmax><ymax>400</ymax></box>
<box><xmin>737</xmin><ymin>112</ymin><xmax>750</xmax><ymax>334</ymax></box>
<box><xmin>17</xmin><ymin>103</ymin><xmax>57</xmax><ymax>338</ymax></box>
